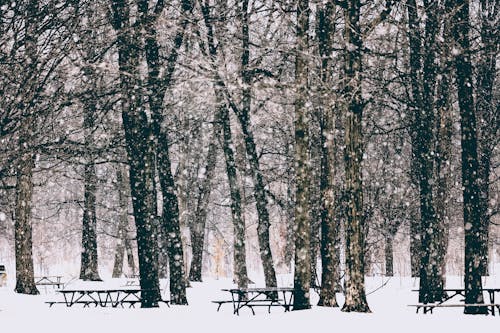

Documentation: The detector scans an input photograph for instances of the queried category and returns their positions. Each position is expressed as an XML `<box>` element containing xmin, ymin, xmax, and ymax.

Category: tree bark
<box><xmin>317</xmin><ymin>2</ymin><xmax>339</xmax><ymax>307</ymax></box>
<box><xmin>476</xmin><ymin>0</ymin><xmax>498</xmax><ymax>276</ymax></box>
<box><xmin>110</xmin><ymin>0</ymin><xmax>161</xmax><ymax>307</ymax></box>
<box><xmin>384</xmin><ymin>234</ymin><xmax>394</xmax><ymax>277</ymax></box>
<box><xmin>341</xmin><ymin>0</ymin><xmax>370</xmax><ymax>313</ymax></box>
<box><xmin>406</xmin><ymin>0</ymin><xmax>445</xmax><ymax>303</ymax></box>
<box><xmin>14</xmin><ymin>0</ymin><xmax>39</xmax><ymax>296</ymax></box>
<box><xmin>189</xmin><ymin>126</ymin><xmax>218</xmax><ymax>282</ymax></box>
<box><xmin>449</xmin><ymin>0</ymin><xmax>487</xmax><ymax>315</ymax></box>
<box><xmin>112</xmin><ymin>166</ymin><xmax>133</xmax><ymax>278</ymax></box>
<box><xmin>80</xmin><ymin>104</ymin><xmax>101</xmax><ymax>281</ymax></box>
<box><xmin>14</xmin><ymin>151</ymin><xmax>39</xmax><ymax>295</ymax></box>
<box><xmin>292</xmin><ymin>0</ymin><xmax>312</xmax><ymax>311</ymax></box>
<box><xmin>198</xmin><ymin>0</ymin><xmax>250</xmax><ymax>288</ymax></box>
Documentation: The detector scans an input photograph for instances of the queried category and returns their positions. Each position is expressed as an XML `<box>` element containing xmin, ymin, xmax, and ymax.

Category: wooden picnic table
<box><xmin>214</xmin><ymin>287</ymin><xmax>295</xmax><ymax>315</ymax></box>
<box><xmin>410</xmin><ymin>288</ymin><xmax>500</xmax><ymax>315</ymax></box>
<box><xmin>35</xmin><ymin>276</ymin><xmax>63</xmax><ymax>288</ymax></box>
<box><xmin>47</xmin><ymin>289</ymin><xmax>169</xmax><ymax>308</ymax></box>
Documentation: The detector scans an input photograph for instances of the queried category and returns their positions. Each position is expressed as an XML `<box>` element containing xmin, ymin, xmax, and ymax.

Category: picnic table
<box><xmin>46</xmin><ymin>288</ymin><xmax>169</xmax><ymax>308</ymax></box>
<box><xmin>35</xmin><ymin>276</ymin><xmax>63</xmax><ymax>289</ymax></box>
<box><xmin>409</xmin><ymin>288</ymin><xmax>500</xmax><ymax>315</ymax></box>
<box><xmin>214</xmin><ymin>287</ymin><xmax>295</xmax><ymax>315</ymax></box>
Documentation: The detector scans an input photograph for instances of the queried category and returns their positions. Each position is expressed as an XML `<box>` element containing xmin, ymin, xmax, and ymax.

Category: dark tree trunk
<box><xmin>80</xmin><ymin>161</ymin><xmax>101</xmax><ymax>281</ymax></box>
<box><xmin>292</xmin><ymin>0</ymin><xmax>311</xmax><ymax>311</ymax></box>
<box><xmin>406</xmin><ymin>0</ymin><xmax>445</xmax><ymax>303</ymax></box>
<box><xmin>198</xmin><ymin>0</ymin><xmax>250</xmax><ymax>288</ymax></box>
<box><xmin>139</xmin><ymin>0</ymin><xmax>191</xmax><ymax>304</ymax></box>
<box><xmin>316</xmin><ymin>2</ymin><xmax>339</xmax><ymax>308</ymax></box>
<box><xmin>434</xmin><ymin>62</ymin><xmax>453</xmax><ymax>287</ymax></box>
<box><xmin>341</xmin><ymin>0</ymin><xmax>370</xmax><ymax>313</ymax></box>
<box><xmin>342</xmin><ymin>0</ymin><xmax>370</xmax><ymax>312</ymax></box>
<box><xmin>476</xmin><ymin>0</ymin><xmax>498</xmax><ymax>276</ymax></box>
<box><xmin>229</xmin><ymin>0</ymin><xmax>276</xmax><ymax>289</ymax></box>
<box><xmin>189</xmin><ymin>128</ymin><xmax>218</xmax><ymax>282</ymax></box>
<box><xmin>112</xmin><ymin>166</ymin><xmax>131</xmax><ymax>278</ymax></box>
<box><xmin>157</xmin><ymin>134</ymin><xmax>188</xmax><ymax>304</ymax></box>
<box><xmin>110</xmin><ymin>0</ymin><xmax>161</xmax><ymax>308</ymax></box>
<box><xmin>80</xmin><ymin>102</ymin><xmax>101</xmax><ymax>281</ymax></box>
<box><xmin>217</xmin><ymin>97</ymin><xmax>248</xmax><ymax>289</ymax></box>
<box><xmin>449</xmin><ymin>0</ymin><xmax>487</xmax><ymax>315</ymax></box>
<box><xmin>14</xmin><ymin>0</ymin><xmax>39</xmax><ymax>296</ymax></box>
<box><xmin>384</xmin><ymin>234</ymin><xmax>394</xmax><ymax>277</ymax></box>
<box><xmin>14</xmin><ymin>151</ymin><xmax>39</xmax><ymax>295</ymax></box>
<box><xmin>79</xmin><ymin>3</ymin><xmax>101</xmax><ymax>283</ymax></box>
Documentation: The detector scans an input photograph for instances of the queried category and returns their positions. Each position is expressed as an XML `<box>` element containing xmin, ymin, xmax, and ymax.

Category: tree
<box><xmin>406</xmin><ymin>0</ymin><xmax>447</xmax><ymax>303</ymax></box>
<box><xmin>293</xmin><ymin>0</ymin><xmax>312</xmax><ymax>311</ymax></box>
<box><xmin>475</xmin><ymin>0</ymin><xmax>498</xmax><ymax>276</ymax></box>
<box><xmin>448</xmin><ymin>0</ymin><xmax>488</xmax><ymax>315</ymax></box>
<box><xmin>110</xmin><ymin>0</ymin><xmax>161</xmax><ymax>308</ymax></box>
<box><xmin>197</xmin><ymin>0</ymin><xmax>249</xmax><ymax>288</ymax></box>
<box><xmin>140</xmin><ymin>0</ymin><xmax>190</xmax><ymax>305</ymax></box>
<box><xmin>341</xmin><ymin>0</ymin><xmax>370</xmax><ymax>313</ymax></box>
<box><xmin>316</xmin><ymin>0</ymin><xmax>340</xmax><ymax>307</ymax></box>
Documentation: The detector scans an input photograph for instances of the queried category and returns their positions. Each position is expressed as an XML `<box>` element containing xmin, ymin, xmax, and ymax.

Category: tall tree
<box><xmin>79</xmin><ymin>67</ymin><xmax>101</xmax><ymax>281</ymax></box>
<box><xmin>448</xmin><ymin>0</ymin><xmax>487</xmax><ymax>315</ymax></box>
<box><xmin>476</xmin><ymin>0</ymin><xmax>498</xmax><ymax>276</ymax></box>
<box><xmin>317</xmin><ymin>1</ymin><xmax>339</xmax><ymax>308</ymax></box>
<box><xmin>231</xmin><ymin>0</ymin><xmax>276</xmax><ymax>289</ymax></box>
<box><xmin>139</xmin><ymin>0</ymin><xmax>192</xmax><ymax>305</ymax></box>
<box><xmin>293</xmin><ymin>0</ymin><xmax>311</xmax><ymax>311</ymax></box>
<box><xmin>341</xmin><ymin>0</ymin><xmax>370</xmax><ymax>313</ymax></box>
<box><xmin>406</xmin><ymin>0</ymin><xmax>446</xmax><ymax>303</ymax></box>
<box><xmin>110</xmin><ymin>0</ymin><xmax>161</xmax><ymax>307</ymax></box>
<box><xmin>14</xmin><ymin>0</ymin><xmax>41</xmax><ymax>296</ymax></box>
<box><xmin>198</xmin><ymin>0</ymin><xmax>249</xmax><ymax>288</ymax></box>
<box><xmin>112</xmin><ymin>165</ymin><xmax>136</xmax><ymax>278</ymax></box>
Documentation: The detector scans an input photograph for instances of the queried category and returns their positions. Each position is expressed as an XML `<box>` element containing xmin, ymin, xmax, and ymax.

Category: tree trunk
<box><xmin>79</xmin><ymin>161</ymin><xmax>101</xmax><ymax>281</ymax></box>
<box><xmin>14</xmin><ymin>151</ymin><xmax>39</xmax><ymax>295</ymax></box>
<box><xmin>229</xmin><ymin>0</ymin><xmax>276</xmax><ymax>289</ymax></box>
<box><xmin>198</xmin><ymin>0</ymin><xmax>250</xmax><ymax>288</ymax></box>
<box><xmin>157</xmin><ymin>133</ymin><xmax>188</xmax><ymax>304</ymax></box>
<box><xmin>79</xmin><ymin>101</ymin><xmax>101</xmax><ymax>281</ymax></box>
<box><xmin>406</xmin><ymin>0</ymin><xmax>445</xmax><ymax>303</ymax></box>
<box><xmin>112</xmin><ymin>166</ymin><xmax>131</xmax><ymax>278</ymax></box>
<box><xmin>341</xmin><ymin>0</ymin><xmax>370</xmax><ymax>313</ymax></box>
<box><xmin>292</xmin><ymin>0</ymin><xmax>311</xmax><ymax>311</ymax></box>
<box><xmin>140</xmin><ymin>0</ymin><xmax>191</xmax><ymax>304</ymax></box>
<box><xmin>189</xmin><ymin>128</ymin><xmax>218</xmax><ymax>282</ymax></box>
<box><xmin>433</xmin><ymin>62</ymin><xmax>453</xmax><ymax>288</ymax></box>
<box><xmin>218</xmin><ymin>98</ymin><xmax>248</xmax><ymax>289</ymax></box>
<box><xmin>110</xmin><ymin>0</ymin><xmax>161</xmax><ymax>307</ymax></box>
<box><xmin>449</xmin><ymin>0</ymin><xmax>487</xmax><ymax>315</ymax></box>
<box><xmin>384</xmin><ymin>234</ymin><xmax>394</xmax><ymax>277</ymax></box>
<box><xmin>476</xmin><ymin>0</ymin><xmax>498</xmax><ymax>276</ymax></box>
<box><xmin>14</xmin><ymin>0</ymin><xmax>39</xmax><ymax>296</ymax></box>
<box><xmin>316</xmin><ymin>2</ymin><xmax>339</xmax><ymax>307</ymax></box>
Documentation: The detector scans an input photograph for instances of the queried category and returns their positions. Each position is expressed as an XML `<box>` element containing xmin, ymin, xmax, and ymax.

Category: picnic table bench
<box><xmin>214</xmin><ymin>287</ymin><xmax>295</xmax><ymax>315</ymax></box>
<box><xmin>409</xmin><ymin>288</ymin><xmax>500</xmax><ymax>315</ymax></box>
<box><xmin>46</xmin><ymin>289</ymin><xmax>169</xmax><ymax>308</ymax></box>
<box><xmin>35</xmin><ymin>276</ymin><xmax>63</xmax><ymax>289</ymax></box>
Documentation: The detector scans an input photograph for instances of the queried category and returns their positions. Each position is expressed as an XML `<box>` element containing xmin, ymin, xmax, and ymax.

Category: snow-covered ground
<box><xmin>1</xmin><ymin>273</ymin><xmax>499</xmax><ymax>333</ymax></box>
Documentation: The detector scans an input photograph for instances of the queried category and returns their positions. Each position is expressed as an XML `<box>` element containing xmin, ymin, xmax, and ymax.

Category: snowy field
<box><xmin>2</xmin><ymin>271</ymin><xmax>500</xmax><ymax>333</ymax></box>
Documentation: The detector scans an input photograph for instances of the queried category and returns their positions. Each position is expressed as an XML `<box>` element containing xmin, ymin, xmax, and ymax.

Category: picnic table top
<box><xmin>58</xmin><ymin>288</ymin><xmax>147</xmax><ymax>293</ymax></box>
<box><xmin>412</xmin><ymin>288</ymin><xmax>500</xmax><ymax>292</ymax></box>
<box><xmin>222</xmin><ymin>287</ymin><xmax>295</xmax><ymax>293</ymax></box>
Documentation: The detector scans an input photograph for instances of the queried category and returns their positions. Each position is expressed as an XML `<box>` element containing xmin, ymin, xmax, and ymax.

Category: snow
<box><xmin>2</xmin><ymin>273</ymin><xmax>500</xmax><ymax>333</ymax></box>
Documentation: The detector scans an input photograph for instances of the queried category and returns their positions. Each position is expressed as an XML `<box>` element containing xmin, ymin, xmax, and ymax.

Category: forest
<box><xmin>0</xmin><ymin>0</ymin><xmax>498</xmax><ymax>317</ymax></box>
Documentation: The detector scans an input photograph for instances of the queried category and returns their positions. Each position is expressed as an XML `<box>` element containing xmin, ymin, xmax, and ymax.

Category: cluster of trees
<box><xmin>0</xmin><ymin>0</ymin><xmax>497</xmax><ymax>313</ymax></box>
